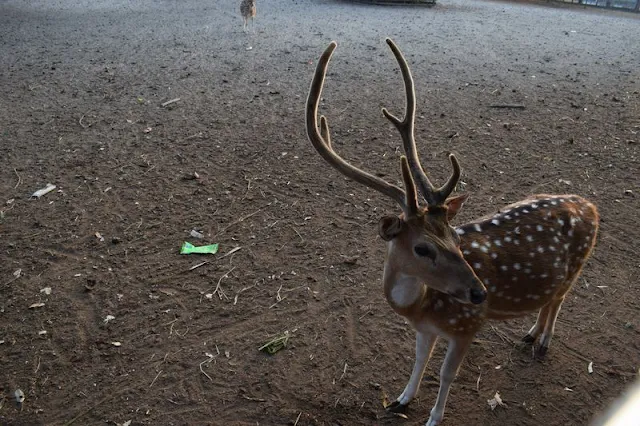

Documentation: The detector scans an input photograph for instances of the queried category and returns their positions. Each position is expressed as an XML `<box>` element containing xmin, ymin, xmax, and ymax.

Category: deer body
<box><xmin>305</xmin><ymin>39</ymin><xmax>599</xmax><ymax>425</ymax></box>
<box><xmin>390</xmin><ymin>194</ymin><xmax>599</xmax><ymax>326</ymax></box>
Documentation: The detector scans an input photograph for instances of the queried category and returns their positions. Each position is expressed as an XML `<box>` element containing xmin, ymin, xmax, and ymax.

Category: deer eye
<box><xmin>414</xmin><ymin>243</ymin><xmax>437</xmax><ymax>260</ymax></box>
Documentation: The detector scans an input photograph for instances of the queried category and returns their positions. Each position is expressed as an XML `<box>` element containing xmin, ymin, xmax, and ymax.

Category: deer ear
<box><xmin>445</xmin><ymin>194</ymin><xmax>469</xmax><ymax>221</ymax></box>
<box><xmin>378</xmin><ymin>216</ymin><xmax>404</xmax><ymax>241</ymax></box>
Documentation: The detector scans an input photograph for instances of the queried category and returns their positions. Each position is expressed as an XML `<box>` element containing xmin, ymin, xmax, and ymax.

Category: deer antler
<box><xmin>306</xmin><ymin>41</ymin><xmax>418</xmax><ymax>217</ymax></box>
<box><xmin>381</xmin><ymin>38</ymin><xmax>461</xmax><ymax>207</ymax></box>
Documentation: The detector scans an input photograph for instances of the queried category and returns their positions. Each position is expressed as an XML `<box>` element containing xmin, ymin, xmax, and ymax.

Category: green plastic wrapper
<box><xmin>180</xmin><ymin>242</ymin><xmax>219</xmax><ymax>255</ymax></box>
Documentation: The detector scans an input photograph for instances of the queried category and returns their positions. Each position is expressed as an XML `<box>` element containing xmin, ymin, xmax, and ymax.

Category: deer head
<box><xmin>306</xmin><ymin>39</ymin><xmax>487</xmax><ymax>306</ymax></box>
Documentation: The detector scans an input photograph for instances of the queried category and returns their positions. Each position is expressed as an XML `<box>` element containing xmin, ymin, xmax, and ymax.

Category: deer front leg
<box><xmin>426</xmin><ymin>336</ymin><xmax>473</xmax><ymax>426</ymax></box>
<box><xmin>387</xmin><ymin>330</ymin><xmax>437</xmax><ymax>413</ymax></box>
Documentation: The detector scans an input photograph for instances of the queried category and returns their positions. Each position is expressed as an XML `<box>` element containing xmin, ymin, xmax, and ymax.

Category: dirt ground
<box><xmin>1</xmin><ymin>0</ymin><xmax>639</xmax><ymax>425</ymax></box>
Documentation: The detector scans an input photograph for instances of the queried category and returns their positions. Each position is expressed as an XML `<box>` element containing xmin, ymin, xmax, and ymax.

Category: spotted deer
<box><xmin>305</xmin><ymin>38</ymin><xmax>599</xmax><ymax>426</ymax></box>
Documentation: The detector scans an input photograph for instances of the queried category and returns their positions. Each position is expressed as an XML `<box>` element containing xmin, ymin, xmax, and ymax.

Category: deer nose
<box><xmin>469</xmin><ymin>286</ymin><xmax>487</xmax><ymax>305</ymax></box>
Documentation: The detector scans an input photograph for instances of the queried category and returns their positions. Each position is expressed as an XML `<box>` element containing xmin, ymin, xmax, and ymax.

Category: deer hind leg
<box><xmin>387</xmin><ymin>330</ymin><xmax>437</xmax><ymax>413</ymax></box>
<box><xmin>535</xmin><ymin>296</ymin><xmax>565</xmax><ymax>357</ymax></box>
<box><xmin>522</xmin><ymin>303</ymin><xmax>552</xmax><ymax>344</ymax></box>
<box><xmin>522</xmin><ymin>297</ymin><xmax>565</xmax><ymax>357</ymax></box>
<box><xmin>426</xmin><ymin>336</ymin><xmax>474</xmax><ymax>426</ymax></box>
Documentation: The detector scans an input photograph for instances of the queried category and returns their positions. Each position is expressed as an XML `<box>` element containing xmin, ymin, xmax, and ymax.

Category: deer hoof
<box><xmin>534</xmin><ymin>344</ymin><xmax>549</xmax><ymax>359</ymax></box>
<box><xmin>386</xmin><ymin>400</ymin><xmax>409</xmax><ymax>413</ymax></box>
<box><xmin>521</xmin><ymin>333</ymin><xmax>536</xmax><ymax>344</ymax></box>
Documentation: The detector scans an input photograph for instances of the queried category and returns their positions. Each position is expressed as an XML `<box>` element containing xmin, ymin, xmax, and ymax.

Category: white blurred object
<box><xmin>31</xmin><ymin>183</ymin><xmax>56</xmax><ymax>198</ymax></box>
<box><xmin>591</xmin><ymin>380</ymin><xmax>640</xmax><ymax>426</ymax></box>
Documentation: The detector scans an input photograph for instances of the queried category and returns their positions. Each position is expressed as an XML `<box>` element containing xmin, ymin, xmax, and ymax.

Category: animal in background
<box><xmin>240</xmin><ymin>0</ymin><xmax>256</xmax><ymax>33</ymax></box>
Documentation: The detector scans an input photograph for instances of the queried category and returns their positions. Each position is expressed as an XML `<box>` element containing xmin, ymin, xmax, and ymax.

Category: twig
<box><xmin>79</xmin><ymin>115</ymin><xmax>89</xmax><ymax>128</ymax></box>
<box><xmin>175</xmin><ymin>326</ymin><xmax>189</xmax><ymax>338</ymax></box>
<box><xmin>490</xmin><ymin>325</ymin><xmax>515</xmax><ymax>345</ymax></box>
<box><xmin>163</xmin><ymin>318</ymin><xmax>179</xmax><ymax>336</ymax></box>
<box><xmin>290</xmin><ymin>225</ymin><xmax>304</xmax><ymax>243</ymax></box>
<box><xmin>234</xmin><ymin>279</ymin><xmax>261</xmax><ymax>305</ymax></box>
<box><xmin>219</xmin><ymin>207</ymin><xmax>265</xmax><ymax>234</ymax></box>
<box><xmin>489</xmin><ymin>104</ymin><xmax>525</xmax><ymax>109</ymax></box>
<box><xmin>150</xmin><ymin>370</ymin><xmax>162</xmax><ymax>387</ymax></box>
<box><xmin>294</xmin><ymin>412</ymin><xmax>302</xmax><ymax>426</ymax></box>
<box><xmin>3</xmin><ymin>275</ymin><xmax>21</xmax><ymax>286</ymax></box>
<box><xmin>179</xmin><ymin>132</ymin><xmax>203</xmax><ymax>143</ymax></box>
<box><xmin>199</xmin><ymin>355</ymin><xmax>215</xmax><ymax>382</ymax></box>
<box><xmin>241</xmin><ymin>395</ymin><xmax>266</xmax><ymax>403</ymax></box>
<box><xmin>358</xmin><ymin>310</ymin><xmax>372</xmax><ymax>320</ymax></box>
<box><xmin>189</xmin><ymin>261</ymin><xmax>209</xmax><ymax>271</ymax></box>
<box><xmin>219</xmin><ymin>246</ymin><xmax>242</xmax><ymax>259</ymax></box>
<box><xmin>213</xmin><ymin>267</ymin><xmax>236</xmax><ymax>300</ymax></box>
<box><xmin>269</xmin><ymin>296</ymin><xmax>288</xmax><ymax>309</ymax></box>
<box><xmin>339</xmin><ymin>362</ymin><xmax>348</xmax><ymax>381</ymax></box>
<box><xmin>161</xmin><ymin>98</ymin><xmax>181</xmax><ymax>107</ymax></box>
<box><xmin>13</xmin><ymin>168</ymin><xmax>21</xmax><ymax>189</ymax></box>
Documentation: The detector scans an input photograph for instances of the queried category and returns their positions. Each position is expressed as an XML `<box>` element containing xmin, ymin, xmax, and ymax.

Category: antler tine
<box><xmin>437</xmin><ymin>153</ymin><xmax>461</xmax><ymax>204</ymax></box>
<box><xmin>306</xmin><ymin>41</ymin><xmax>418</xmax><ymax>217</ymax></box>
<box><xmin>381</xmin><ymin>38</ymin><xmax>462</xmax><ymax>206</ymax></box>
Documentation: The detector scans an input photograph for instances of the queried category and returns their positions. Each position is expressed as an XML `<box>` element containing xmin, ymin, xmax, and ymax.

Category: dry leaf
<box><xmin>382</xmin><ymin>393</ymin><xmax>391</xmax><ymax>409</ymax></box>
<box><xmin>40</xmin><ymin>287</ymin><xmax>52</xmax><ymax>295</ymax></box>
<box><xmin>487</xmin><ymin>391</ymin><xmax>506</xmax><ymax>410</ymax></box>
